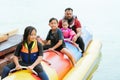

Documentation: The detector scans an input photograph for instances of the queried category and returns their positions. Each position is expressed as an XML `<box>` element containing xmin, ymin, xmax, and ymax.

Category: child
<box><xmin>61</xmin><ymin>20</ymin><xmax>76</xmax><ymax>41</ymax></box>
<box><xmin>43</xmin><ymin>17</ymin><xmax>75</xmax><ymax>66</ymax></box>
<box><xmin>1</xmin><ymin>26</ymin><xmax>49</xmax><ymax>80</ymax></box>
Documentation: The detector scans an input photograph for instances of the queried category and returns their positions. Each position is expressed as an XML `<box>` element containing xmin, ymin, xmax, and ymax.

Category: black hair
<box><xmin>22</xmin><ymin>26</ymin><xmax>37</xmax><ymax>44</ymax></box>
<box><xmin>62</xmin><ymin>19</ymin><xmax>68</xmax><ymax>23</ymax></box>
<box><xmin>65</xmin><ymin>8</ymin><xmax>73</xmax><ymax>12</ymax></box>
<box><xmin>49</xmin><ymin>17</ymin><xmax>58</xmax><ymax>23</ymax></box>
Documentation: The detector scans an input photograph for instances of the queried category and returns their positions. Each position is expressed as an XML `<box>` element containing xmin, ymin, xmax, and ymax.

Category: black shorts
<box><xmin>43</xmin><ymin>45</ymin><xmax>66</xmax><ymax>51</ymax></box>
<box><xmin>55</xmin><ymin>45</ymin><xmax>65</xmax><ymax>51</ymax></box>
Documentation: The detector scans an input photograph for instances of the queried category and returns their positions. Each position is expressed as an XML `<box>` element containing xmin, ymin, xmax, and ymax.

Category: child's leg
<box><xmin>34</xmin><ymin>64</ymin><xmax>49</xmax><ymax>80</ymax></box>
<box><xmin>1</xmin><ymin>62</ymin><xmax>16</xmax><ymax>79</ymax></box>
<box><xmin>38</xmin><ymin>71</ymin><xmax>49</xmax><ymax>80</ymax></box>
<box><xmin>60</xmin><ymin>48</ymin><xmax>76</xmax><ymax>66</ymax></box>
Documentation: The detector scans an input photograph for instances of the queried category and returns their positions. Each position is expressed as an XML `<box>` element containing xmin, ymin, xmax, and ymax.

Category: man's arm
<box><xmin>72</xmin><ymin>19</ymin><xmax>82</xmax><ymax>42</ymax></box>
<box><xmin>75</xmin><ymin>18</ymin><xmax>82</xmax><ymax>36</ymax></box>
<box><xmin>76</xmin><ymin>27</ymin><xmax>82</xmax><ymax>37</ymax></box>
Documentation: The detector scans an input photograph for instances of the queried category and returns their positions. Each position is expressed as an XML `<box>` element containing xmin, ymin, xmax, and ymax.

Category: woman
<box><xmin>1</xmin><ymin>26</ymin><xmax>49</xmax><ymax>80</ymax></box>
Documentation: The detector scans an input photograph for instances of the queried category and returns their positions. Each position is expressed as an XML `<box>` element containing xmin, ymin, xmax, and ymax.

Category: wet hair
<box><xmin>22</xmin><ymin>26</ymin><xmax>37</xmax><ymax>44</ymax></box>
<box><xmin>49</xmin><ymin>17</ymin><xmax>58</xmax><ymax>23</ymax></box>
<box><xmin>65</xmin><ymin>8</ymin><xmax>73</xmax><ymax>12</ymax></box>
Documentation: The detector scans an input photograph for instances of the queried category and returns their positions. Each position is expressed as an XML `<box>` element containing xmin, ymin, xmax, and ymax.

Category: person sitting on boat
<box><xmin>58</xmin><ymin>7</ymin><xmax>85</xmax><ymax>53</ymax></box>
<box><xmin>1</xmin><ymin>26</ymin><xmax>49</xmax><ymax>80</ymax></box>
<box><xmin>61</xmin><ymin>19</ymin><xmax>76</xmax><ymax>41</ymax></box>
<box><xmin>42</xmin><ymin>17</ymin><xmax>76</xmax><ymax>66</ymax></box>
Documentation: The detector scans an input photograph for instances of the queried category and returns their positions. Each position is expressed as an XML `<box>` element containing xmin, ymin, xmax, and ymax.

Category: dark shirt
<box><xmin>46</xmin><ymin>28</ymin><xmax>65</xmax><ymax>49</ymax></box>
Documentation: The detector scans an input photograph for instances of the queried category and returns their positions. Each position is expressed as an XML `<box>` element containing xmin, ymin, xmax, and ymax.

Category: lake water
<box><xmin>0</xmin><ymin>0</ymin><xmax>120</xmax><ymax>80</ymax></box>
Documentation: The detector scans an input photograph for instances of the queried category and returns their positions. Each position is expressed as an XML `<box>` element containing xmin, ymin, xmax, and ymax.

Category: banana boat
<box><xmin>2</xmin><ymin>27</ymin><xmax>102</xmax><ymax>80</ymax></box>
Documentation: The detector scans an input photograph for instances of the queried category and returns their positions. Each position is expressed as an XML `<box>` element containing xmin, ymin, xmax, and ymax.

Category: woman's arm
<box><xmin>13</xmin><ymin>55</ymin><xmax>22</xmax><ymax>70</ymax></box>
<box><xmin>28</xmin><ymin>56</ymin><xmax>43</xmax><ymax>70</ymax></box>
<box><xmin>13</xmin><ymin>43</ymin><xmax>22</xmax><ymax>70</ymax></box>
<box><xmin>28</xmin><ymin>42</ymin><xmax>43</xmax><ymax>70</ymax></box>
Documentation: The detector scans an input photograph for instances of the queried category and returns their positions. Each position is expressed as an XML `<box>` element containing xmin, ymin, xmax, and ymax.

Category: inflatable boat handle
<box><xmin>42</xmin><ymin>59</ymin><xmax>51</xmax><ymax>65</ymax></box>
<box><xmin>10</xmin><ymin>66</ymin><xmax>38</xmax><ymax>75</ymax></box>
<box><xmin>64</xmin><ymin>39</ymin><xmax>82</xmax><ymax>52</ymax></box>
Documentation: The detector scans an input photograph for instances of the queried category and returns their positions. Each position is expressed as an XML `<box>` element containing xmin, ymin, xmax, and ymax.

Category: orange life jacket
<box><xmin>20</xmin><ymin>40</ymin><xmax>39</xmax><ymax>64</ymax></box>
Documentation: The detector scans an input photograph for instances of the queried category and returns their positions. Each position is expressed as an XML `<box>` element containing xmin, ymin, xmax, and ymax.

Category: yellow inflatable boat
<box><xmin>2</xmin><ymin>27</ymin><xmax>102</xmax><ymax>80</ymax></box>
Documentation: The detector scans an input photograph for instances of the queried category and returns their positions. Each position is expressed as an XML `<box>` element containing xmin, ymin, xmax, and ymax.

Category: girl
<box><xmin>1</xmin><ymin>26</ymin><xmax>49</xmax><ymax>80</ymax></box>
<box><xmin>43</xmin><ymin>17</ymin><xmax>75</xmax><ymax>66</ymax></box>
<box><xmin>61</xmin><ymin>20</ymin><xmax>76</xmax><ymax>41</ymax></box>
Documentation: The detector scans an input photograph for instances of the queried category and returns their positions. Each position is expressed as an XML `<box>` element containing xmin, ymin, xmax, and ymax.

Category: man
<box><xmin>58</xmin><ymin>8</ymin><xmax>84</xmax><ymax>53</ymax></box>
